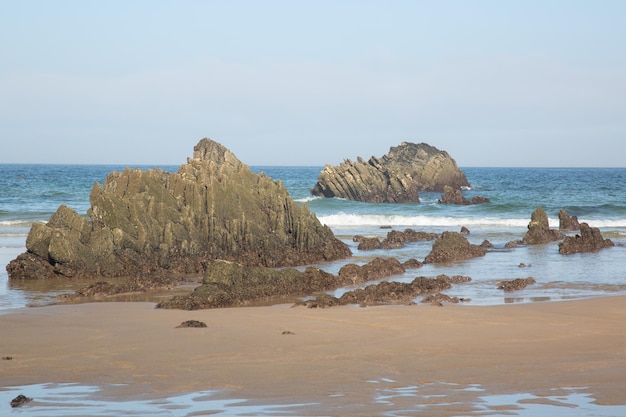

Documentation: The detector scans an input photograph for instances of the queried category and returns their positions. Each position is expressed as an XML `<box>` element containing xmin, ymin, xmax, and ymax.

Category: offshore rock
<box><xmin>438</xmin><ymin>185</ymin><xmax>490</xmax><ymax>205</ymax></box>
<box><xmin>558</xmin><ymin>209</ymin><xmax>581</xmax><ymax>231</ymax></box>
<box><xmin>310</xmin><ymin>142</ymin><xmax>469</xmax><ymax>203</ymax></box>
<box><xmin>7</xmin><ymin>138</ymin><xmax>350</xmax><ymax>280</ymax></box>
<box><xmin>558</xmin><ymin>223</ymin><xmax>614</xmax><ymax>255</ymax></box>
<box><xmin>423</xmin><ymin>231</ymin><xmax>487</xmax><ymax>264</ymax></box>
<box><xmin>521</xmin><ymin>208</ymin><xmax>564</xmax><ymax>245</ymax></box>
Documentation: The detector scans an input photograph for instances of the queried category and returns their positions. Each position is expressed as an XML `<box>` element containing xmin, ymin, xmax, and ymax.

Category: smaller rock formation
<box><xmin>497</xmin><ymin>277</ymin><xmax>536</xmax><ymax>292</ymax></box>
<box><xmin>558</xmin><ymin>223</ymin><xmax>614</xmax><ymax>255</ymax></box>
<box><xmin>438</xmin><ymin>185</ymin><xmax>490</xmax><ymax>205</ymax></box>
<box><xmin>157</xmin><ymin>260</ymin><xmax>337</xmax><ymax>310</ymax></box>
<box><xmin>337</xmin><ymin>257</ymin><xmax>406</xmax><ymax>284</ymax></box>
<box><xmin>176</xmin><ymin>320</ymin><xmax>207</xmax><ymax>328</ymax></box>
<box><xmin>157</xmin><ymin>257</ymin><xmax>408</xmax><ymax>310</ymax></box>
<box><xmin>559</xmin><ymin>209</ymin><xmax>581</xmax><ymax>231</ymax></box>
<box><xmin>403</xmin><ymin>258</ymin><xmax>424</xmax><ymax>269</ymax></box>
<box><xmin>297</xmin><ymin>274</ymin><xmax>470</xmax><ymax>307</ymax></box>
<box><xmin>11</xmin><ymin>394</ymin><xmax>32</xmax><ymax>408</ymax></box>
<box><xmin>311</xmin><ymin>142</ymin><xmax>469</xmax><ymax>203</ymax></box>
<box><xmin>421</xmin><ymin>293</ymin><xmax>471</xmax><ymax>305</ymax></box>
<box><xmin>423</xmin><ymin>232</ymin><xmax>487</xmax><ymax>264</ymax></box>
<box><xmin>521</xmin><ymin>208</ymin><xmax>564</xmax><ymax>245</ymax></box>
<box><xmin>354</xmin><ymin>229</ymin><xmax>438</xmax><ymax>251</ymax></box>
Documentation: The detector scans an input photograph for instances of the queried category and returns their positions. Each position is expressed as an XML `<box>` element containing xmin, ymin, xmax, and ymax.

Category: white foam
<box><xmin>317</xmin><ymin>213</ymin><xmax>532</xmax><ymax>228</ymax></box>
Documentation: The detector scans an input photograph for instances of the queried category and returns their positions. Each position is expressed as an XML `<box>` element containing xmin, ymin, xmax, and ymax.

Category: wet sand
<box><xmin>1</xmin><ymin>297</ymin><xmax>625</xmax><ymax>415</ymax></box>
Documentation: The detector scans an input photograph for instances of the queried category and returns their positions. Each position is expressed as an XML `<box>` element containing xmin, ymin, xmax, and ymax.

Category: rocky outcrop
<box><xmin>438</xmin><ymin>185</ymin><xmax>490</xmax><ymax>205</ymax></box>
<box><xmin>353</xmin><ymin>228</ymin><xmax>438</xmax><ymax>251</ymax></box>
<box><xmin>558</xmin><ymin>223</ymin><xmax>614</xmax><ymax>255</ymax></box>
<box><xmin>7</xmin><ymin>138</ymin><xmax>350</xmax><ymax>280</ymax></box>
<box><xmin>310</xmin><ymin>142</ymin><xmax>469</xmax><ymax>203</ymax></box>
<box><xmin>297</xmin><ymin>274</ymin><xmax>471</xmax><ymax>307</ymax></box>
<box><xmin>423</xmin><ymin>231</ymin><xmax>487</xmax><ymax>264</ymax></box>
<box><xmin>337</xmin><ymin>257</ymin><xmax>406</xmax><ymax>284</ymax></box>
<box><xmin>157</xmin><ymin>257</ymin><xmax>407</xmax><ymax>310</ymax></box>
<box><xmin>157</xmin><ymin>260</ymin><xmax>338</xmax><ymax>310</ymax></box>
<box><xmin>559</xmin><ymin>209</ymin><xmax>581</xmax><ymax>231</ymax></box>
<box><xmin>521</xmin><ymin>208</ymin><xmax>564</xmax><ymax>245</ymax></box>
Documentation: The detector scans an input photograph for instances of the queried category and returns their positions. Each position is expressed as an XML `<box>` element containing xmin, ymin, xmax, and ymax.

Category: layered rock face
<box><xmin>310</xmin><ymin>142</ymin><xmax>469</xmax><ymax>203</ymax></box>
<box><xmin>7</xmin><ymin>139</ymin><xmax>350</xmax><ymax>280</ymax></box>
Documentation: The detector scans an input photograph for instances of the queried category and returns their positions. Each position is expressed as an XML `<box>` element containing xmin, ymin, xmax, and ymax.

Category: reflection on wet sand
<box><xmin>2</xmin><ymin>381</ymin><xmax>625</xmax><ymax>417</ymax></box>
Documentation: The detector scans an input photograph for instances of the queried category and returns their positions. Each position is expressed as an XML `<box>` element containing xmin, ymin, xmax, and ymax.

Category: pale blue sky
<box><xmin>1</xmin><ymin>1</ymin><xmax>625</xmax><ymax>166</ymax></box>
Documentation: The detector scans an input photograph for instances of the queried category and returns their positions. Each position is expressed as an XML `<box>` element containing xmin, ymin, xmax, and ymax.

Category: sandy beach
<box><xmin>1</xmin><ymin>297</ymin><xmax>626</xmax><ymax>415</ymax></box>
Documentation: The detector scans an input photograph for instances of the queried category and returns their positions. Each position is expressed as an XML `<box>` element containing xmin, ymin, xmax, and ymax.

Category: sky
<box><xmin>1</xmin><ymin>1</ymin><xmax>625</xmax><ymax>167</ymax></box>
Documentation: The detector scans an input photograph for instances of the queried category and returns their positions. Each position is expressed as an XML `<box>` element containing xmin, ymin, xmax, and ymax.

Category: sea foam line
<box><xmin>318</xmin><ymin>213</ymin><xmax>626</xmax><ymax>229</ymax></box>
<box><xmin>317</xmin><ymin>213</ymin><xmax>532</xmax><ymax>228</ymax></box>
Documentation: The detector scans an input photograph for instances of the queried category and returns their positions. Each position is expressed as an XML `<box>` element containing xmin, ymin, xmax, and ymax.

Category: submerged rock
<box><xmin>310</xmin><ymin>142</ymin><xmax>469</xmax><ymax>203</ymax></box>
<box><xmin>423</xmin><ymin>231</ymin><xmax>487</xmax><ymax>264</ymax></box>
<box><xmin>10</xmin><ymin>394</ymin><xmax>32</xmax><ymax>408</ymax></box>
<box><xmin>558</xmin><ymin>223</ymin><xmax>614</xmax><ymax>255</ymax></box>
<box><xmin>521</xmin><ymin>208</ymin><xmax>564</xmax><ymax>245</ymax></box>
<box><xmin>497</xmin><ymin>277</ymin><xmax>536</xmax><ymax>292</ymax></box>
<box><xmin>7</xmin><ymin>139</ymin><xmax>350</xmax><ymax>280</ymax></box>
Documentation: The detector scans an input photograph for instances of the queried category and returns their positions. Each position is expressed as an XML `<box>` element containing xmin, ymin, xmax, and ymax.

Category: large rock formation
<box><xmin>310</xmin><ymin>142</ymin><xmax>469</xmax><ymax>203</ymax></box>
<box><xmin>558</xmin><ymin>223</ymin><xmax>614</xmax><ymax>255</ymax></box>
<box><xmin>7</xmin><ymin>138</ymin><xmax>351</xmax><ymax>280</ymax></box>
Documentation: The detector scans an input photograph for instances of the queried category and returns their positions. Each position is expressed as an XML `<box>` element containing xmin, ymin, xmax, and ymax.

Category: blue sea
<box><xmin>2</xmin><ymin>164</ymin><xmax>626</xmax><ymax>312</ymax></box>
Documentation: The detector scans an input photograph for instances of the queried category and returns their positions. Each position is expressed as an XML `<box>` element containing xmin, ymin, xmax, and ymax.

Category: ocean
<box><xmin>2</xmin><ymin>164</ymin><xmax>626</xmax><ymax>312</ymax></box>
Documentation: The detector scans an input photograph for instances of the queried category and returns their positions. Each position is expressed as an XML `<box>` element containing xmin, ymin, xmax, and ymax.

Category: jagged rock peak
<box><xmin>191</xmin><ymin>138</ymin><xmax>243</xmax><ymax>170</ymax></box>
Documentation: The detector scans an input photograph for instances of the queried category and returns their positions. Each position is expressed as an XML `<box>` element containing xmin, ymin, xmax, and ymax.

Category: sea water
<box><xmin>2</xmin><ymin>164</ymin><xmax>626</xmax><ymax>311</ymax></box>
